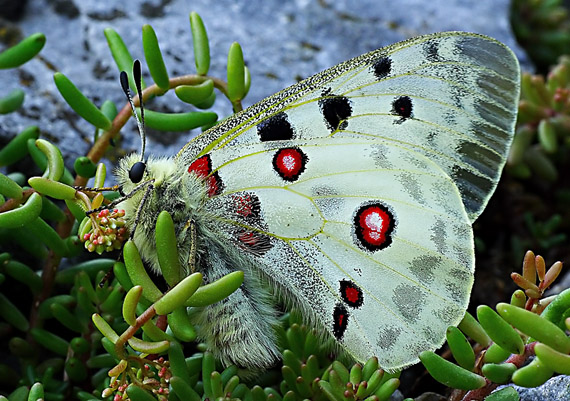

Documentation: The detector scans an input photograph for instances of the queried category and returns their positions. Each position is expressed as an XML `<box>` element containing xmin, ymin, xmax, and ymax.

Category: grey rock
<box><xmin>495</xmin><ymin>375</ymin><xmax>570</xmax><ymax>401</ymax></box>
<box><xmin>0</xmin><ymin>0</ymin><xmax>525</xmax><ymax>170</ymax></box>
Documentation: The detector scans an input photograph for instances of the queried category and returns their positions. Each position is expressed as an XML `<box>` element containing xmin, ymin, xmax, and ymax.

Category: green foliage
<box><xmin>419</xmin><ymin>251</ymin><xmax>570</xmax><ymax>397</ymax></box>
<box><xmin>0</xmin><ymin>33</ymin><xmax>45</xmax><ymax>69</ymax></box>
<box><xmin>511</xmin><ymin>0</ymin><xmax>570</xmax><ymax>73</ymax></box>
<box><xmin>508</xmin><ymin>55</ymin><xmax>570</xmax><ymax>182</ymax></box>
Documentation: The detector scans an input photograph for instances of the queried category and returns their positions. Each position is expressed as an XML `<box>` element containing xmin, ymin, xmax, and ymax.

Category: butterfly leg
<box><xmin>180</xmin><ymin>218</ymin><xmax>197</xmax><ymax>274</ymax></box>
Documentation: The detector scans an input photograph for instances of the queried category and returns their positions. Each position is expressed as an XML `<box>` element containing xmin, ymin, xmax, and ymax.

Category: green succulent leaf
<box><xmin>35</xmin><ymin>139</ymin><xmax>65</xmax><ymax>181</ymax></box>
<box><xmin>123</xmin><ymin>240</ymin><xmax>163</xmax><ymax>302</ymax></box>
<box><xmin>185</xmin><ymin>270</ymin><xmax>243</xmax><ymax>307</ymax></box>
<box><xmin>419</xmin><ymin>350</ymin><xmax>486</xmax><ymax>390</ymax></box>
<box><xmin>28</xmin><ymin>177</ymin><xmax>76</xmax><ymax>200</ymax></box>
<box><xmin>104</xmin><ymin>28</ymin><xmax>145</xmax><ymax>90</ymax></box>
<box><xmin>139</xmin><ymin>108</ymin><xmax>218</xmax><ymax>131</ymax></box>
<box><xmin>167</xmin><ymin>306</ymin><xmax>196</xmax><ymax>342</ymax></box>
<box><xmin>447</xmin><ymin>326</ymin><xmax>476</xmax><ymax>370</ymax></box>
<box><xmin>481</xmin><ymin>362</ymin><xmax>517</xmax><ymax>384</ymax></box>
<box><xmin>26</xmin><ymin>216</ymin><xmax>68</xmax><ymax>256</ymax></box>
<box><xmin>26</xmin><ymin>139</ymin><xmax>75</xmax><ymax>185</ymax></box>
<box><xmin>54</xmin><ymin>72</ymin><xmax>112</xmax><ymax>130</ymax></box>
<box><xmin>91</xmin><ymin>313</ymin><xmax>119</xmax><ymax>343</ymax></box>
<box><xmin>374</xmin><ymin>378</ymin><xmax>400</xmax><ymax>401</ymax></box>
<box><xmin>155</xmin><ymin>210</ymin><xmax>181</xmax><ymax>286</ymax></box>
<box><xmin>123</xmin><ymin>285</ymin><xmax>142</xmax><ymax>326</ymax></box>
<box><xmin>2</xmin><ymin>259</ymin><xmax>43</xmax><ymax>295</ymax></box>
<box><xmin>154</xmin><ymin>272</ymin><xmax>202</xmax><ymax>315</ymax></box>
<box><xmin>227</xmin><ymin>42</ymin><xmax>245</xmax><ymax>103</ymax></box>
<box><xmin>511</xmin><ymin>356</ymin><xmax>553</xmax><ymax>387</ymax></box>
<box><xmin>540</xmin><ymin>288</ymin><xmax>570</xmax><ymax>329</ymax></box>
<box><xmin>142</xmin><ymin>24</ymin><xmax>170</xmax><ymax>91</ymax></box>
<box><xmin>537</xmin><ymin>119</ymin><xmax>558</xmax><ymax>153</ymax></box>
<box><xmin>0</xmin><ymin>88</ymin><xmax>25</xmax><ymax>114</ymax></box>
<box><xmin>27</xmin><ymin>382</ymin><xmax>44</xmax><ymax>401</ymax></box>
<box><xmin>175</xmin><ymin>79</ymin><xmax>214</xmax><ymax>105</ymax></box>
<box><xmin>497</xmin><ymin>302</ymin><xmax>570</xmax><ymax>354</ymax></box>
<box><xmin>318</xmin><ymin>379</ymin><xmax>342</xmax><ymax>401</ymax></box>
<box><xmin>484</xmin><ymin>386</ymin><xmax>520</xmax><ymax>401</ymax></box>
<box><xmin>127</xmin><ymin>336</ymin><xmax>169</xmax><ymax>354</ymax></box>
<box><xmin>0</xmin><ymin>173</ymin><xmax>23</xmax><ymax>201</ymax></box>
<box><xmin>65</xmin><ymin>357</ymin><xmax>88</xmax><ymax>382</ymax></box>
<box><xmin>74</xmin><ymin>156</ymin><xmax>98</xmax><ymax>178</ymax></box>
<box><xmin>0</xmin><ymin>126</ymin><xmax>40</xmax><ymax>167</ymax></box>
<box><xmin>477</xmin><ymin>305</ymin><xmax>525</xmax><ymax>355</ymax></box>
<box><xmin>534</xmin><ymin>342</ymin><xmax>570</xmax><ymax>375</ymax></box>
<box><xmin>0</xmin><ymin>33</ymin><xmax>45</xmax><ymax>69</ymax></box>
<box><xmin>170</xmin><ymin>376</ymin><xmax>201</xmax><ymax>401</ymax></box>
<box><xmin>0</xmin><ymin>293</ymin><xmax>29</xmax><ymax>332</ymax></box>
<box><xmin>0</xmin><ymin>192</ymin><xmax>42</xmax><ymax>228</ymax></box>
<box><xmin>190</xmin><ymin>12</ymin><xmax>210</xmax><ymax>75</ymax></box>
<box><xmin>362</xmin><ymin>356</ymin><xmax>379</xmax><ymax>380</ymax></box>
<box><xmin>125</xmin><ymin>385</ymin><xmax>156</xmax><ymax>401</ymax></box>
<box><xmin>459</xmin><ymin>311</ymin><xmax>492</xmax><ymax>347</ymax></box>
<box><xmin>30</xmin><ymin>328</ymin><xmax>69</xmax><ymax>356</ymax></box>
<box><xmin>50</xmin><ymin>303</ymin><xmax>82</xmax><ymax>333</ymax></box>
<box><xmin>202</xmin><ymin>351</ymin><xmax>216</xmax><ymax>399</ymax></box>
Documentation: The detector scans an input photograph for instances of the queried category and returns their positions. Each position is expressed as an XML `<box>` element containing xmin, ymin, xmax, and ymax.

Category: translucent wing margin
<box><xmin>179</xmin><ymin>31</ymin><xmax>520</xmax><ymax>222</ymax></box>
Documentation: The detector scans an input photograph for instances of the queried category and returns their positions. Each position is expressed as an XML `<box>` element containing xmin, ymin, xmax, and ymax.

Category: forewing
<box><xmin>179</xmin><ymin>31</ymin><xmax>520</xmax><ymax>222</ymax></box>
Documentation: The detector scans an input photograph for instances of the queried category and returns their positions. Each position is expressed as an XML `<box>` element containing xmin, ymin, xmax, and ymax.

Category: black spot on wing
<box><xmin>257</xmin><ymin>112</ymin><xmax>295</xmax><ymax>141</ymax></box>
<box><xmin>339</xmin><ymin>280</ymin><xmax>364</xmax><ymax>308</ymax></box>
<box><xmin>423</xmin><ymin>40</ymin><xmax>442</xmax><ymax>62</ymax></box>
<box><xmin>372</xmin><ymin>56</ymin><xmax>392</xmax><ymax>80</ymax></box>
<box><xmin>392</xmin><ymin>96</ymin><xmax>413</xmax><ymax>121</ymax></box>
<box><xmin>318</xmin><ymin>88</ymin><xmax>352</xmax><ymax>132</ymax></box>
<box><xmin>333</xmin><ymin>303</ymin><xmax>349</xmax><ymax>339</ymax></box>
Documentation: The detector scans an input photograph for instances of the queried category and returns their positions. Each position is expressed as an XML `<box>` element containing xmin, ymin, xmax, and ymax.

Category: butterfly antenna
<box><xmin>120</xmin><ymin>60</ymin><xmax>146</xmax><ymax>161</ymax></box>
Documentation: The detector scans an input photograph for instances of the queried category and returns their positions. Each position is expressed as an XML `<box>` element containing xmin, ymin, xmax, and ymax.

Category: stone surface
<box><xmin>0</xmin><ymin>0</ymin><xmax>525</xmax><ymax>167</ymax></box>
<box><xmin>496</xmin><ymin>375</ymin><xmax>570</xmax><ymax>401</ymax></box>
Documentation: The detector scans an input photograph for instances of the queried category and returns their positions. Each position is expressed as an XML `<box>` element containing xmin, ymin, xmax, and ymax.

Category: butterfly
<box><xmin>113</xmin><ymin>31</ymin><xmax>520</xmax><ymax>373</ymax></box>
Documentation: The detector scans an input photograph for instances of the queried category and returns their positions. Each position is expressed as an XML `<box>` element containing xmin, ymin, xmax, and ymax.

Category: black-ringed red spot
<box><xmin>392</xmin><ymin>96</ymin><xmax>413</xmax><ymax>120</ymax></box>
<box><xmin>272</xmin><ymin>147</ymin><xmax>307</xmax><ymax>182</ymax></box>
<box><xmin>333</xmin><ymin>303</ymin><xmax>349</xmax><ymax>340</ymax></box>
<box><xmin>339</xmin><ymin>280</ymin><xmax>363</xmax><ymax>308</ymax></box>
<box><xmin>188</xmin><ymin>154</ymin><xmax>224</xmax><ymax>197</ymax></box>
<box><xmin>354</xmin><ymin>202</ymin><xmax>395</xmax><ymax>252</ymax></box>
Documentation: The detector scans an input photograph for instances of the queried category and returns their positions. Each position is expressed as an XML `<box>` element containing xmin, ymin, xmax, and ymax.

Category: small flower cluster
<box><xmin>80</xmin><ymin>208</ymin><xmax>127</xmax><ymax>254</ymax></box>
<box><xmin>102</xmin><ymin>357</ymin><xmax>172</xmax><ymax>401</ymax></box>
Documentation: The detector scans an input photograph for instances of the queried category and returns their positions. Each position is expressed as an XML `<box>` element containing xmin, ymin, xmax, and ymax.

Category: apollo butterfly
<box><xmin>114</xmin><ymin>31</ymin><xmax>520</xmax><ymax>373</ymax></box>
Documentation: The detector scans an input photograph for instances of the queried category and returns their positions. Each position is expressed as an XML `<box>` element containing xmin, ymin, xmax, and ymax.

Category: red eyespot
<box><xmin>188</xmin><ymin>155</ymin><xmax>224</xmax><ymax>196</ymax></box>
<box><xmin>272</xmin><ymin>147</ymin><xmax>307</xmax><ymax>182</ymax></box>
<box><xmin>354</xmin><ymin>203</ymin><xmax>395</xmax><ymax>252</ymax></box>
<box><xmin>340</xmin><ymin>280</ymin><xmax>363</xmax><ymax>308</ymax></box>
<box><xmin>333</xmin><ymin>304</ymin><xmax>349</xmax><ymax>340</ymax></box>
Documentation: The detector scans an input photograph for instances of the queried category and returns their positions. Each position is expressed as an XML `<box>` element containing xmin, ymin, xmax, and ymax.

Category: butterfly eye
<box><xmin>129</xmin><ymin>161</ymin><xmax>146</xmax><ymax>183</ymax></box>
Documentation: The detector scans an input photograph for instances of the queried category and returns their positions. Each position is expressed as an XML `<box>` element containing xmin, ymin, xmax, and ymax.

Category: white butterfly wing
<box><xmin>180</xmin><ymin>31</ymin><xmax>520</xmax><ymax>221</ymax></box>
<box><xmin>188</xmin><ymin>138</ymin><xmax>471</xmax><ymax>370</ymax></box>
<box><xmin>175</xmin><ymin>32</ymin><xmax>519</xmax><ymax>370</ymax></box>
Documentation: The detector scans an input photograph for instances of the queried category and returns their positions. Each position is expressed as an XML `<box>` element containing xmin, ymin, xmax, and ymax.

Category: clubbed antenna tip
<box><xmin>120</xmin><ymin>60</ymin><xmax>146</xmax><ymax>161</ymax></box>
